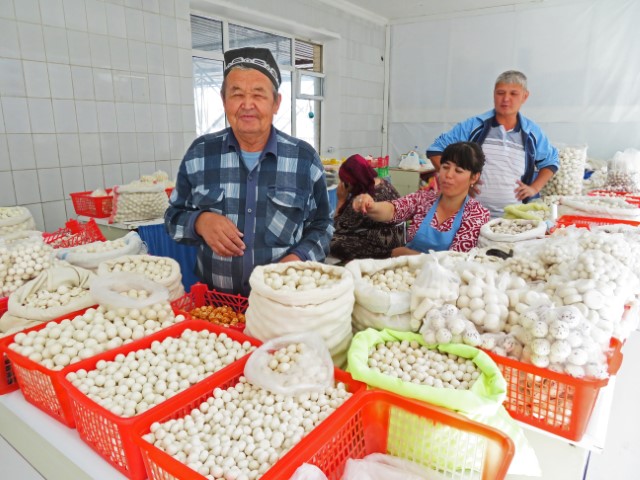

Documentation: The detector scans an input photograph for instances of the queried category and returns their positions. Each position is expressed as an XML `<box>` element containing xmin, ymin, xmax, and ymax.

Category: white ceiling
<box><xmin>319</xmin><ymin>0</ymin><xmax>544</xmax><ymax>23</ymax></box>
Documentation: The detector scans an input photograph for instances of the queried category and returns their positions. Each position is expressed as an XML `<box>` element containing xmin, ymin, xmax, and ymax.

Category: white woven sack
<box><xmin>352</xmin><ymin>303</ymin><xmax>414</xmax><ymax>332</ymax></box>
<box><xmin>478</xmin><ymin>219</ymin><xmax>547</xmax><ymax>248</ymax></box>
<box><xmin>0</xmin><ymin>206</ymin><xmax>36</xmax><ymax>236</ymax></box>
<box><xmin>111</xmin><ymin>183</ymin><xmax>168</xmax><ymax>223</ymax></box>
<box><xmin>249</xmin><ymin>261</ymin><xmax>353</xmax><ymax>306</ymax></box>
<box><xmin>7</xmin><ymin>265</ymin><xmax>95</xmax><ymax>322</ymax></box>
<box><xmin>56</xmin><ymin>231</ymin><xmax>147</xmax><ymax>271</ymax></box>
<box><xmin>345</xmin><ymin>255</ymin><xmax>427</xmax><ymax>316</ymax></box>
<box><xmin>97</xmin><ymin>254</ymin><xmax>184</xmax><ymax>300</ymax></box>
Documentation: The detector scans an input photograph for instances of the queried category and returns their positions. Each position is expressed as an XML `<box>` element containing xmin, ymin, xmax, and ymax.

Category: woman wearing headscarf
<box><xmin>330</xmin><ymin>154</ymin><xmax>404</xmax><ymax>261</ymax></box>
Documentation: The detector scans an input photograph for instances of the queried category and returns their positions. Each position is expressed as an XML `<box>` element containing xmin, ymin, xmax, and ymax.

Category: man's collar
<box><xmin>491</xmin><ymin>110</ymin><xmax>522</xmax><ymax>132</ymax></box>
<box><xmin>224</xmin><ymin>126</ymin><xmax>278</xmax><ymax>156</ymax></box>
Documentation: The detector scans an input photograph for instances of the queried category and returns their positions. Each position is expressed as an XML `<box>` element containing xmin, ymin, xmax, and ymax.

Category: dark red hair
<box><xmin>338</xmin><ymin>154</ymin><xmax>378</xmax><ymax>197</ymax></box>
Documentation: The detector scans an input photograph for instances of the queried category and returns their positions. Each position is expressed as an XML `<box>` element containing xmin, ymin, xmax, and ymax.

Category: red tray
<box><xmin>59</xmin><ymin>321</ymin><xmax>262</xmax><ymax>480</ymax></box>
<box><xmin>42</xmin><ymin>218</ymin><xmax>106</xmax><ymax>248</ymax></box>
<box><xmin>171</xmin><ymin>283</ymin><xmax>248</xmax><ymax>332</ymax></box>
<box><xmin>554</xmin><ymin>214</ymin><xmax>640</xmax><ymax>230</ymax></box>
<box><xmin>484</xmin><ymin>338</ymin><xmax>622</xmax><ymax>441</ymax></box>
<box><xmin>132</xmin><ymin>366</ymin><xmax>366</xmax><ymax>480</ymax></box>
<box><xmin>0</xmin><ymin>307</ymin><xmax>93</xmax><ymax>426</ymax></box>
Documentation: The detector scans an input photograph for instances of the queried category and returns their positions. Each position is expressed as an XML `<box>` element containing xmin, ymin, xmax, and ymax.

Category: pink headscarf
<box><xmin>338</xmin><ymin>154</ymin><xmax>378</xmax><ymax>197</ymax></box>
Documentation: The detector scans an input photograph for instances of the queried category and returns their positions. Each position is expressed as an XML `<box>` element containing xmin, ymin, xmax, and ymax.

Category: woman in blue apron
<box><xmin>352</xmin><ymin>142</ymin><xmax>490</xmax><ymax>255</ymax></box>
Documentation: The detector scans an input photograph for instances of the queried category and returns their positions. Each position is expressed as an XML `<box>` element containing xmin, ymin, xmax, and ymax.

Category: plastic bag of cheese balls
<box><xmin>89</xmin><ymin>272</ymin><xmax>169</xmax><ymax>310</ymax></box>
<box><xmin>410</xmin><ymin>255</ymin><xmax>460</xmax><ymax>330</ymax></box>
<box><xmin>510</xmin><ymin>305</ymin><xmax>611</xmax><ymax>379</ymax></box>
<box><xmin>110</xmin><ymin>182</ymin><xmax>169</xmax><ymax>223</ymax></box>
<box><xmin>418</xmin><ymin>304</ymin><xmax>482</xmax><ymax>347</ymax></box>
<box><xmin>0</xmin><ymin>206</ymin><xmax>36</xmax><ymax>236</ymax></box>
<box><xmin>244</xmin><ymin>332</ymin><xmax>334</xmax><ymax>396</ymax></box>
<box><xmin>0</xmin><ymin>231</ymin><xmax>54</xmax><ymax>297</ymax></box>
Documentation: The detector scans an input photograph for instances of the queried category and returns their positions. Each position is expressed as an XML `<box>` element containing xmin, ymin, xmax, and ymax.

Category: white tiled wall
<box><xmin>0</xmin><ymin>0</ymin><xmax>193</xmax><ymax>231</ymax></box>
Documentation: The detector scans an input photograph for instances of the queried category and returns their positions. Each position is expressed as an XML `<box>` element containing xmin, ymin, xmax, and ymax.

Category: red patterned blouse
<box><xmin>390</xmin><ymin>190</ymin><xmax>490</xmax><ymax>252</ymax></box>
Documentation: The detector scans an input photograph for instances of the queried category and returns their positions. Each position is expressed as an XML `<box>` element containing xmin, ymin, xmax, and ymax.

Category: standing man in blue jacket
<box><xmin>427</xmin><ymin>70</ymin><xmax>559</xmax><ymax>218</ymax></box>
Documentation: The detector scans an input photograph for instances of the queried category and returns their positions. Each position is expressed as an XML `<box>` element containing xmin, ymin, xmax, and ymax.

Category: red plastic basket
<box><xmin>267</xmin><ymin>390</ymin><xmax>514</xmax><ymax>480</ymax></box>
<box><xmin>0</xmin><ymin>307</ymin><xmax>93</xmax><ymax>426</ymax></box>
<box><xmin>484</xmin><ymin>338</ymin><xmax>623</xmax><ymax>441</ymax></box>
<box><xmin>42</xmin><ymin>218</ymin><xmax>106</xmax><ymax>248</ymax></box>
<box><xmin>0</xmin><ymin>296</ymin><xmax>18</xmax><ymax>395</ymax></box>
<box><xmin>554</xmin><ymin>214</ymin><xmax>640</xmax><ymax>230</ymax></box>
<box><xmin>132</xmin><ymin>365</ymin><xmax>366</xmax><ymax>480</ymax></box>
<box><xmin>70</xmin><ymin>189</ymin><xmax>114</xmax><ymax>218</ymax></box>
<box><xmin>59</xmin><ymin>321</ymin><xmax>262</xmax><ymax>480</ymax></box>
<box><xmin>171</xmin><ymin>283</ymin><xmax>248</xmax><ymax>332</ymax></box>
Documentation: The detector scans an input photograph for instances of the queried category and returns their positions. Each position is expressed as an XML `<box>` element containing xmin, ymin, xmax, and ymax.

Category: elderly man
<box><xmin>165</xmin><ymin>47</ymin><xmax>333</xmax><ymax>295</ymax></box>
<box><xmin>427</xmin><ymin>70</ymin><xmax>559</xmax><ymax>218</ymax></box>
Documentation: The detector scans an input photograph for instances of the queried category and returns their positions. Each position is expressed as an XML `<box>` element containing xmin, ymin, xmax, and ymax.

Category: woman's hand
<box><xmin>391</xmin><ymin>246</ymin><xmax>420</xmax><ymax>257</ymax></box>
<box><xmin>195</xmin><ymin>212</ymin><xmax>245</xmax><ymax>257</ymax></box>
<box><xmin>352</xmin><ymin>194</ymin><xmax>375</xmax><ymax>214</ymax></box>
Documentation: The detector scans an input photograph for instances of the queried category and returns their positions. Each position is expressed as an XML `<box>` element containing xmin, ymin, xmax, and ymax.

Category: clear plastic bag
<box><xmin>410</xmin><ymin>255</ymin><xmax>460</xmax><ymax>329</ymax></box>
<box><xmin>243</xmin><ymin>332</ymin><xmax>334</xmax><ymax>396</ymax></box>
<box><xmin>0</xmin><ymin>206</ymin><xmax>36</xmax><ymax>236</ymax></box>
<box><xmin>343</xmin><ymin>453</ymin><xmax>448</xmax><ymax>480</ymax></box>
<box><xmin>110</xmin><ymin>183</ymin><xmax>168</xmax><ymax>223</ymax></box>
<box><xmin>606</xmin><ymin>148</ymin><xmax>640</xmax><ymax>192</ymax></box>
<box><xmin>540</xmin><ymin>144</ymin><xmax>587</xmax><ymax>196</ymax></box>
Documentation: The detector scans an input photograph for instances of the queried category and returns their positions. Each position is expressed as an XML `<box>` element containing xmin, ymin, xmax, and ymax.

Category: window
<box><xmin>190</xmin><ymin>15</ymin><xmax>323</xmax><ymax>151</ymax></box>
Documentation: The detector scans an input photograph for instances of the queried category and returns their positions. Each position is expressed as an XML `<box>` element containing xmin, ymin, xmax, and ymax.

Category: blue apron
<box><xmin>406</xmin><ymin>195</ymin><xmax>469</xmax><ymax>253</ymax></box>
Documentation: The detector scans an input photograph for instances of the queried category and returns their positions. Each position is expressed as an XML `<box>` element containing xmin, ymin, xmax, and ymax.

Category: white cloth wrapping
<box><xmin>245</xmin><ymin>261</ymin><xmax>354</xmax><ymax>367</ymax></box>
<box><xmin>55</xmin><ymin>231</ymin><xmax>147</xmax><ymax>271</ymax></box>
<box><xmin>0</xmin><ymin>265</ymin><xmax>96</xmax><ymax>336</ymax></box>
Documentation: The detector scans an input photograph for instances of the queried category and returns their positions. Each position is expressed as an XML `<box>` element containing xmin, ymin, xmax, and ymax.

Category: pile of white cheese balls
<box><xmin>367</xmin><ymin>340</ymin><xmax>481</xmax><ymax>390</ymax></box>
<box><xmin>70</xmin><ymin>238</ymin><xmax>128</xmax><ymax>254</ymax></box>
<box><xmin>360</xmin><ymin>265</ymin><xmax>418</xmax><ymax>293</ymax></box>
<box><xmin>0</xmin><ymin>242</ymin><xmax>54</xmax><ymax>296</ymax></box>
<box><xmin>66</xmin><ymin>329</ymin><xmax>255</xmax><ymax>417</ymax></box>
<box><xmin>263</xmin><ymin>266</ymin><xmax>340</xmax><ymax>291</ymax></box>
<box><xmin>9</xmin><ymin>302</ymin><xmax>182</xmax><ymax>370</ymax></box>
<box><xmin>21</xmin><ymin>284</ymin><xmax>90</xmax><ymax>309</ymax></box>
<box><xmin>488</xmin><ymin>219</ymin><xmax>539</xmax><ymax>235</ymax></box>
<box><xmin>100</xmin><ymin>256</ymin><xmax>177</xmax><ymax>284</ymax></box>
<box><xmin>142</xmin><ymin>377</ymin><xmax>351</xmax><ymax>479</ymax></box>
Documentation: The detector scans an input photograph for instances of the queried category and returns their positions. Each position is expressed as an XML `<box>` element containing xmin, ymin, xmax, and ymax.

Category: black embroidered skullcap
<box><xmin>223</xmin><ymin>47</ymin><xmax>281</xmax><ymax>89</ymax></box>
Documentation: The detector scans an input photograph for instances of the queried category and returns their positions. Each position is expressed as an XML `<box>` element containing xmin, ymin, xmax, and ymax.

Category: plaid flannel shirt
<box><xmin>165</xmin><ymin>126</ymin><xmax>333</xmax><ymax>296</ymax></box>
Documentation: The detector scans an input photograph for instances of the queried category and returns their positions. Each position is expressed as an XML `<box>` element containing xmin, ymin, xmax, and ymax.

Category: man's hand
<box><xmin>514</xmin><ymin>180</ymin><xmax>537</xmax><ymax>201</ymax></box>
<box><xmin>195</xmin><ymin>212</ymin><xmax>245</xmax><ymax>257</ymax></box>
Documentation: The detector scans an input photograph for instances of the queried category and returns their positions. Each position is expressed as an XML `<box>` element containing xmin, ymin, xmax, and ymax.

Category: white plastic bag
<box><xmin>540</xmin><ymin>144</ymin><xmax>587</xmax><ymax>196</ymax></box>
<box><xmin>244</xmin><ymin>332</ymin><xmax>334</xmax><ymax>396</ymax></box>
<box><xmin>398</xmin><ymin>151</ymin><xmax>421</xmax><ymax>170</ymax></box>
<box><xmin>410</xmin><ymin>255</ymin><xmax>460</xmax><ymax>330</ymax></box>
<box><xmin>343</xmin><ymin>453</ymin><xmax>452</xmax><ymax>480</ymax></box>
<box><xmin>89</xmin><ymin>272</ymin><xmax>169</xmax><ymax>309</ymax></box>
<box><xmin>478</xmin><ymin>218</ymin><xmax>547</xmax><ymax>248</ymax></box>
<box><xmin>56</xmin><ymin>231</ymin><xmax>147</xmax><ymax>271</ymax></box>
<box><xmin>606</xmin><ymin>148</ymin><xmax>640</xmax><ymax>192</ymax></box>
<box><xmin>288</xmin><ymin>464</ymin><xmax>327</xmax><ymax>480</ymax></box>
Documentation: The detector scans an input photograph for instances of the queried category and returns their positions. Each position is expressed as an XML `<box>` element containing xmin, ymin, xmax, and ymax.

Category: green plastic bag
<box><xmin>347</xmin><ymin>328</ymin><xmax>506</xmax><ymax>415</ymax></box>
<box><xmin>503</xmin><ymin>202</ymin><xmax>550</xmax><ymax>220</ymax></box>
<box><xmin>347</xmin><ymin>329</ymin><xmax>540</xmax><ymax>476</ymax></box>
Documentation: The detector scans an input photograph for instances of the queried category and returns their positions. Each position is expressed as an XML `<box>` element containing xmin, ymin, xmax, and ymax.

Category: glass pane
<box><xmin>295</xmin><ymin>40</ymin><xmax>322</xmax><ymax>72</ymax></box>
<box><xmin>191</xmin><ymin>15</ymin><xmax>223</xmax><ymax>52</ymax></box>
<box><xmin>192</xmin><ymin>57</ymin><xmax>225</xmax><ymax>136</ymax></box>
<box><xmin>295</xmin><ymin>99</ymin><xmax>320</xmax><ymax>151</ymax></box>
<box><xmin>274</xmin><ymin>71</ymin><xmax>292</xmax><ymax>135</ymax></box>
<box><xmin>228</xmin><ymin>24</ymin><xmax>292</xmax><ymax>66</ymax></box>
<box><xmin>300</xmin><ymin>74</ymin><xmax>323</xmax><ymax>97</ymax></box>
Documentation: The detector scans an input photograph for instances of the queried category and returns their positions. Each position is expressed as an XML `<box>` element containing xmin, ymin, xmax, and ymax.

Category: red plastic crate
<box><xmin>171</xmin><ymin>283</ymin><xmax>248</xmax><ymax>332</ymax></box>
<box><xmin>59</xmin><ymin>320</ymin><xmax>262</xmax><ymax>480</ymax></box>
<box><xmin>267</xmin><ymin>390</ymin><xmax>514</xmax><ymax>480</ymax></box>
<box><xmin>0</xmin><ymin>296</ymin><xmax>18</xmax><ymax>395</ymax></box>
<box><xmin>0</xmin><ymin>307</ymin><xmax>93</xmax><ymax>426</ymax></box>
<box><xmin>484</xmin><ymin>338</ymin><xmax>623</xmax><ymax>441</ymax></box>
<box><xmin>42</xmin><ymin>218</ymin><xmax>106</xmax><ymax>248</ymax></box>
<box><xmin>70</xmin><ymin>189</ymin><xmax>114</xmax><ymax>218</ymax></box>
<box><xmin>132</xmin><ymin>365</ymin><xmax>366</xmax><ymax>480</ymax></box>
<box><xmin>554</xmin><ymin>214</ymin><xmax>640</xmax><ymax>230</ymax></box>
